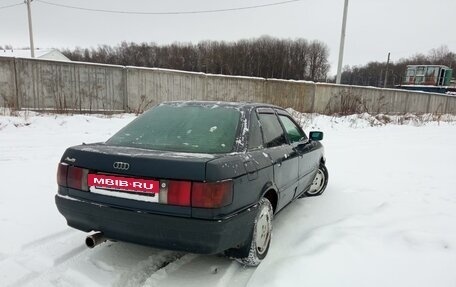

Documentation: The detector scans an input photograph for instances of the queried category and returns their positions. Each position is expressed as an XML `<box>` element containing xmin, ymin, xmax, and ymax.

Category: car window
<box><xmin>107</xmin><ymin>104</ymin><xmax>240</xmax><ymax>153</ymax></box>
<box><xmin>258</xmin><ymin>113</ymin><xmax>287</xmax><ymax>148</ymax></box>
<box><xmin>248</xmin><ymin>111</ymin><xmax>263</xmax><ymax>150</ymax></box>
<box><xmin>278</xmin><ymin>115</ymin><xmax>306</xmax><ymax>143</ymax></box>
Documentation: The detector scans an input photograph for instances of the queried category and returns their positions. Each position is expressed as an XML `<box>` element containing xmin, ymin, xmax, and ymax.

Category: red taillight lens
<box><xmin>67</xmin><ymin>166</ymin><xmax>89</xmax><ymax>191</ymax></box>
<box><xmin>167</xmin><ymin>181</ymin><xmax>191</xmax><ymax>206</ymax></box>
<box><xmin>191</xmin><ymin>181</ymin><xmax>233</xmax><ymax>208</ymax></box>
<box><xmin>57</xmin><ymin>163</ymin><xmax>68</xmax><ymax>186</ymax></box>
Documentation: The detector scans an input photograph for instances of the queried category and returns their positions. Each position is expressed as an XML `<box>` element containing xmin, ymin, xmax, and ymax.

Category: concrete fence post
<box><xmin>13</xmin><ymin>58</ymin><xmax>20</xmax><ymax>109</ymax></box>
<box><xmin>122</xmin><ymin>67</ymin><xmax>128</xmax><ymax>112</ymax></box>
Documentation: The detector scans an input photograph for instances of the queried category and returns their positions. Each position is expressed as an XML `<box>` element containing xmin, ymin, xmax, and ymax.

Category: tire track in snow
<box><xmin>139</xmin><ymin>254</ymin><xmax>256</xmax><ymax>287</ymax></box>
<box><xmin>20</xmin><ymin>229</ymin><xmax>74</xmax><ymax>251</ymax></box>
<box><xmin>5</xmin><ymin>231</ymin><xmax>250</xmax><ymax>287</ymax></box>
<box><xmin>140</xmin><ymin>253</ymin><xmax>199</xmax><ymax>287</ymax></box>
<box><xmin>214</xmin><ymin>260</ymin><xmax>255</xmax><ymax>287</ymax></box>
<box><xmin>20</xmin><ymin>241</ymin><xmax>173</xmax><ymax>287</ymax></box>
<box><xmin>113</xmin><ymin>250</ymin><xmax>188</xmax><ymax>287</ymax></box>
<box><xmin>0</xmin><ymin>229</ymin><xmax>89</xmax><ymax>287</ymax></box>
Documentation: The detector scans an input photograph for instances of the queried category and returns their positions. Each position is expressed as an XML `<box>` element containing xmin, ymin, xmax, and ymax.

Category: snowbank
<box><xmin>0</xmin><ymin>111</ymin><xmax>455</xmax><ymax>287</ymax></box>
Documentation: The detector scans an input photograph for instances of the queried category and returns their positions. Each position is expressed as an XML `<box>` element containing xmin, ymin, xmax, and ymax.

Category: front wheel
<box><xmin>236</xmin><ymin>197</ymin><xmax>273</xmax><ymax>267</ymax></box>
<box><xmin>305</xmin><ymin>164</ymin><xmax>329</xmax><ymax>196</ymax></box>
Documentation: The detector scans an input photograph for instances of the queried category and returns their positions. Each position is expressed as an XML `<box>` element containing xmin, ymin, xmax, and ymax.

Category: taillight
<box><xmin>167</xmin><ymin>180</ymin><xmax>191</xmax><ymax>206</ymax></box>
<box><xmin>159</xmin><ymin>180</ymin><xmax>233</xmax><ymax>208</ymax></box>
<box><xmin>57</xmin><ymin>163</ymin><xmax>68</xmax><ymax>186</ymax></box>
<box><xmin>191</xmin><ymin>181</ymin><xmax>233</xmax><ymax>208</ymax></box>
<box><xmin>68</xmin><ymin>166</ymin><xmax>89</xmax><ymax>191</ymax></box>
<box><xmin>57</xmin><ymin>162</ymin><xmax>89</xmax><ymax>191</ymax></box>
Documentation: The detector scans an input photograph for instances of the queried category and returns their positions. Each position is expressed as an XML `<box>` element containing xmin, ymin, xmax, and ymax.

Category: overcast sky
<box><xmin>1</xmin><ymin>0</ymin><xmax>455</xmax><ymax>75</ymax></box>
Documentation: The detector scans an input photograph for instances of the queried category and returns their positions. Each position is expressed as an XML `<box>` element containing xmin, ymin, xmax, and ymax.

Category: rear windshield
<box><xmin>107</xmin><ymin>104</ymin><xmax>241</xmax><ymax>153</ymax></box>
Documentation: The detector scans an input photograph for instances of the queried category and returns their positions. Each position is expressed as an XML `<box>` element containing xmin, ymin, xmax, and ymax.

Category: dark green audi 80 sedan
<box><xmin>55</xmin><ymin>101</ymin><xmax>328</xmax><ymax>266</ymax></box>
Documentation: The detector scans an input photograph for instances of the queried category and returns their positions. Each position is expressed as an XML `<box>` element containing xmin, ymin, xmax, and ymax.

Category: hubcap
<box><xmin>255</xmin><ymin>206</ymin><xmax>271</xmax><ymax>255</ymax></box>
<box><xmin>308</xmin><ymin>168</ymin><xmax>325</xmax><ymax>195</ymax></box>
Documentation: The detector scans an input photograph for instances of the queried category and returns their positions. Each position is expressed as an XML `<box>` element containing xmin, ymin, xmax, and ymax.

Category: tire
<box><xmin>235</xmin><ymin>197</ymin><xmax>273</xmax><ymax>267</ymax></box>
<box><xmin>304</xmin><ymin>164</ymin><xmax>329</xmax><ymax>197</ymax></box>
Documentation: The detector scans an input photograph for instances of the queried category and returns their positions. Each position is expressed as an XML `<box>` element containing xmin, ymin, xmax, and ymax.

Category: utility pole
<box><xmin>336</xmin><ymin>0</ymin><xmax>349</xmax><ymax>84</ymax></box>
<box><xmin>383</xmin><ymin>52</ymin><xmax>390</xmax><ymax>88</ymax></box>
<box><xmin>26</xmin><ymin>0</ymin><xmax>35</xmax><ymax>58</ymax></box>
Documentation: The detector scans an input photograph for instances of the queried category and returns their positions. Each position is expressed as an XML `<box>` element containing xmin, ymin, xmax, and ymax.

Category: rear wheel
<box><xmin>235</xmin><ymin>198</ymin><xmax>273</xmax><ymax>267</ymax></box>
<box><xmin>305</xmin><ymin>164</ymin><xmax>328</xmax><ymax>197</ymax></box>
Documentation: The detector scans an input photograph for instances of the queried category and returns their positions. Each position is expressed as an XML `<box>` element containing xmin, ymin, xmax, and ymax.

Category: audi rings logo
<box><xmin>113</xmin><ymin>162</ymin><xmax>130</xmax><ymax>170</ymax></box>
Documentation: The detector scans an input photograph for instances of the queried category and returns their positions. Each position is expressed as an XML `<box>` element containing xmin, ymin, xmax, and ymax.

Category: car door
<box><xmin>276</xmin><ymin>113</ymin><xmax>320</xmax><ymax>197</ymax></box>
<box><xmin>257</xmin><ymin>108</ymin><xmax>299</xmax><ymax>211</ymax></box>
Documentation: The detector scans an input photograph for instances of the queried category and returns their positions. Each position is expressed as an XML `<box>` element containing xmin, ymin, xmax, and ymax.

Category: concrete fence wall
<box><xmin>14</xmin><ymin>58</ymin><xmax>125</xmax><ymax>111</ymax></box>
<box><xmin>1</xmin><ymin>57</ymin><xmax>455</xmax><ymax>114</ymax></box>
<box><xmin>125</xmin><ymin>67</ymin><xmax>316</xmax><ymax>113</ymax></box>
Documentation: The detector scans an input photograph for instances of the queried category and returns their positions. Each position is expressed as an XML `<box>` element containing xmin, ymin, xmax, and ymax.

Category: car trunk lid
<box><xmin>61</xmin><ymin>143</ymin><xmax>218</xmax><ymax>181</ymax></box>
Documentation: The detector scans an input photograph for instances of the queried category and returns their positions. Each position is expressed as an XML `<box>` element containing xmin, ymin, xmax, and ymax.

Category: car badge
<box><xmin>113</xmin><ymin>162</ymin><xmax>130</xmax><ymax>170</ymax></box>
<box><xmin>65</xmin><ymin>157</ymin><xmax>76</xmax><ymax>163</ymax></box>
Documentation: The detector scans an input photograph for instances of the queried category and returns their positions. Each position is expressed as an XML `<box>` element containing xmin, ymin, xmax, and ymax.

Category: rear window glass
<box><xmin>248</xmin><ymin>112</ymin><xmax>263</xmax><ymax>150</ymax></box>
<box><xmin>107</xmin><ymin>104</ymin><xmax>240</xmax><ymax>153</ymax></box>
<box><xmin>258</xmin><ymin>113</ymin><xmax>287</xmax><ymax>148</ymax></box>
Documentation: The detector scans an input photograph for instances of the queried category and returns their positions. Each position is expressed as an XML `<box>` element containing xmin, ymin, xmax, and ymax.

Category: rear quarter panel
<box><xmin>192</xmin><ymin>151</ymin><xmax>275</xmax><ymax>219</ymax></box>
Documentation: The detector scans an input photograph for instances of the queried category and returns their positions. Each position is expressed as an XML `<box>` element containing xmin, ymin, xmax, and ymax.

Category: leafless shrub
<box><xmin>373</xmin><ymin>95</ymin><xmax>388</xmax><ymax>114</ymax></box>
<box><xmin>435</xmin><ymin>113</ymin><xmax>442</xmax><ymax>125</ymax></box>
<box><xmin>340</xmin><ymin>91</ymin><xmax>367</xmax><ymax>115</ymax></box>
<box><xmin>374</xmin><ymin>114</ymin><xmax>391</xmax><ymax>124</ymax></box>
<box><xmin>325</xmin><ymin>89</ymin><xmax>368</xmax><ymax>115</ymax></box>
<box><xmin>52</xmin><ymin>92</ymin><xmax>76</xmax><ymax>114</ymax></box>
<box><xmin>134</xmin><ymin>95</ymin><xmax>154</xmax><ymax>115</ymax></box>
<box><xmin>431</xmin><ymin>103</ymin><xmax>445</xmax><ymax>115</ymax></box>
<box><xmin>0</xmin><ymin>94</ymin><xmax>19</xmax><ymax>116</ymax></box>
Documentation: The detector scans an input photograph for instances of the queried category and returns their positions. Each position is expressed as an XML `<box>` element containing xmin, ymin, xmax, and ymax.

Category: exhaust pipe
<box><xmin>85</xmin><ymin>232</ymin><xmax>106</xmax><ymax>248</ymax></box>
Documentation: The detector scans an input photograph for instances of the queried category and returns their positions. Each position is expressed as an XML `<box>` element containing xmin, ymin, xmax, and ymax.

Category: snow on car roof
<box><xmin>161</xmin><ymin>100</ymin><xmax>282</xmax><ymax>110</ymax></box>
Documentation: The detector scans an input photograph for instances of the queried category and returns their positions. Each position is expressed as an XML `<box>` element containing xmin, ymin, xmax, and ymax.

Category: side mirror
<box><xmin>309</xmin><ymin>131</ymin><xmax>323</xmax><ymax>141</ymax></box>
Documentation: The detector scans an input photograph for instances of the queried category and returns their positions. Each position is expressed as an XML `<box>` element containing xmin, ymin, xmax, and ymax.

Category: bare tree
<box><xmin>61</xmin><ymin>37</ymin><xmax>331</xmax><ymax>81</ymax></box>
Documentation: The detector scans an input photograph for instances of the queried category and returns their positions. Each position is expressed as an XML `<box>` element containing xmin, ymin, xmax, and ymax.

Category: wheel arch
<box><xmin>260</xmin><ymin>183</ymin><xmax>278</xmax><ymax>214</ymax></box>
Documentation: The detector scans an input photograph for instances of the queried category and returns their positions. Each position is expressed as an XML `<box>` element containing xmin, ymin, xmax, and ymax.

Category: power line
<box><xmin>35</xmin><ymin>0</ymin><xmax>302</xmax><ymax>15</ymax></box>
<box><xmin>0</xmin><ymin>2</ymin><xmax>23</xmax><ymax>10</ymax></box>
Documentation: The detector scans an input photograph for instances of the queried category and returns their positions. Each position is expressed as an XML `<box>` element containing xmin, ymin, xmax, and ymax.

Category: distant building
<box><xmin>0</xmin><ymin>49</ymin><xmax>70</xmax><ymax>61</ymax></box>
<box><xmin>398</xmin><ymin>65</ymin><xmax>455</xmax><ymax>94</ymax></box>
<box><xmin>403</xmin><ymin>65</ymin><xmax>452</xmax><ymax>86</ymax></box>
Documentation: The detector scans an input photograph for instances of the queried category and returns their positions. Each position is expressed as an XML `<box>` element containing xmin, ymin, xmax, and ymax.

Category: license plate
<box><xmin>88</xmin><ymin>174</ymin><xmax>159</xmax><ymax>195</ymax></box>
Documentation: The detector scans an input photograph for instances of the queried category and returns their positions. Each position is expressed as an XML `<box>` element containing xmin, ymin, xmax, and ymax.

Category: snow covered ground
<box><xmin>1</xmin><ymin>111</ymin><xmax>456</xmax><ymax>287</ymax></box>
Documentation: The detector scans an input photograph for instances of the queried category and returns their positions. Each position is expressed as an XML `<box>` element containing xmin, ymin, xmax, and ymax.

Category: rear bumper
<box><xmin>55</xmin><ymin>195</ymin><xmax>257</xmax><ymax>254</ymax></box>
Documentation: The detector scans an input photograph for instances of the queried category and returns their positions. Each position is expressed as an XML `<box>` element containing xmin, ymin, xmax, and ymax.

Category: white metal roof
<box><xmin>0</xmin><ymin>49</ymin><xmax>70</xmax><ymax>61</ymax></box>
